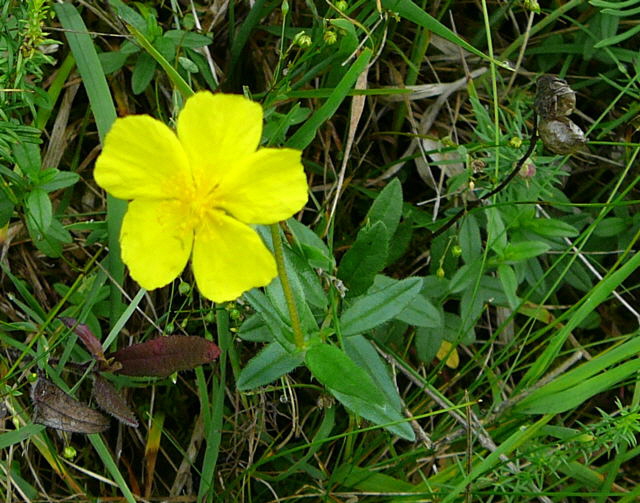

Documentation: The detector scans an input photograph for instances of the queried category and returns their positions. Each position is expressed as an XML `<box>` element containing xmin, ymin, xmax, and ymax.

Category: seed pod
<box><xmin>535</xmin><ymin>75</ymin><xmax>576</xmax><ymax>119</ymax></box>
<box><xmin>538</xmin><ymin>117</ymin><xmax>586</xmax><ymax>155</ymax></box>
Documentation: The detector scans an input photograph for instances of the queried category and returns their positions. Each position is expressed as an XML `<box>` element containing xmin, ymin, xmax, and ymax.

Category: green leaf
<box><xmin>460</xmin><ymin>214</ymin><xmax>481</xmax><ymax>263</ymax></box>
<box><xmin>287</xmin><ymin>48</ymin><xmax>372</xmax><ymax>150</ymax></box>
<box><xmin>486</xmin><ymin>207</ymin><xmax>507</xmax><ymax>254</ymax></box>
<box><xmin>287</xmin><ymin>218</ymin><xmax>335</xmax><ymax>271</ymax></box>
<box><xmin>381</xmin><ymin>0</ymin><xmax>510</xmax><ymax>69</ymax></box>
<box><xmin>344</xmin><ymin>335</ymin><xmax>403</xmax><ymax>411</ymax></box>
<box><xmin>516</xmin><ymin>359</ymin><xmax>640</xmax><ymax>414</ymax></box>
<box><xmin>594</xmin><ymin>217</ymin><xmax>628</xmax><ymax>237</ymax></box>
<box><xmin>165</xmin><ymin>30</ymin><xmax>213</xmax><ymax>48</ymax></box>
<box><xmin>237</xmin><ymin>342</ymin><xmax>304</xmax><ymax>390</ymax></box>
<box><xmin>0</xmin><ymin>196</ymin><xmax>14</xmax><ymax>227</ymax></box>
<box><xmin>12</xmin><ymin>141</ymin><xmax>41</xmax><ymax>180</ymax></box>
<box><xmin>338</xmin><ymin>221</ymin><xmax>389</xmax><ymax>297</ymax></box>
<box><xmin>498</xmin><ymin>264</ymin><xmax>519</xmax><ymax>310</ymax></box>
<box><xmin>243</xmin><ymin>289</ymin><xmax>296</xmax><ymax>351</ymax></box>
<box><xmin>448</xmin><ymin>263</ymin><xmax>481</xmax><ymax>294</ymax></box>
<box><xmin>25</xmin><ymin>188</ymin><xmax>52</xmax><ymax>234</ymax></box>
<box><xmin>415</xmin><ymin>326</ymin><xmax>444</xmax><ymax>364</ymax></box>
<box><xmin>285</xmin><ymin>247</ymin><xmax>328</xmax><ymax>310</ymax></box>
<box><xmin>501</xmin><ymin>241</ymin><xmax>551</xmax><ymax>262</ymax></box>
<box><xmin>131</xmin><ymin>52</ymin><xmax>157</xmax><ymax>94</ymax></box>
<box><xmin>331</xmin><ymin>390</ymin><xmax>415</xmax><ymax>440</ymax></box>
<box><xmin>366</xmin><ymin>178</ymin><xmax>403</xmax><ymax>238</ymax></box>
<box><xmin>98</xmin><ymin>51</ymin><xmax>129</xmax><ymax>74</ymax></box>
<box><xmin>340</xmin><ymin>277</ymin><xmax>422</xmax><ymax>336</ymax></box>
<box><xmin>109</xmin><ymin>0</ymin><xmax>147</xmax><ymax>33</ymax></box>
<box><xmin>395</xmin><ymin>292</ymin><xmax>443</xmax><ymax>328</ymax></box>
<box><xmin>38</xmin><ymin>170</ymin><xmax>80</xmax><ymax>192</ymax></box>
<box><xmin>522</xmin><ymin>251</ymin><xmax>640</xmax><ymax>385</ymax></box>
<box><xmin>178</xmin><ymin>57</ymin><xmax>199</xmax><ymax>73</ymax></box>
<box><xmin>237</xmin><ymin>314</ymin><xmax>273</xmax><ymax>342</ymax></box>
<box><xmin>334</xmin><ymin>464</ymin><xmax>415</xmax><ymax>492</ymax></box>
<box><xmin>594</xmin><ymin>23</ymin><xmax>640</xmax><ymax>48</ymax></box>
<box><xmin>524</xmin><ymin>217</ymin><xmax>579</xmax><ymax>238</ymax></box>
<box><xmin>305</xmin><ymin>344</ymin><xmax>384</xmax><ymax>406</ymax></box>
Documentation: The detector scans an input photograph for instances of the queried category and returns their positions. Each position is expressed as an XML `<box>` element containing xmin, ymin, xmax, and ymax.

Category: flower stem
<box><xmin>270</xmin><ymin>223</ymin><xmax>305</xmax><ymax>349</ymax></box>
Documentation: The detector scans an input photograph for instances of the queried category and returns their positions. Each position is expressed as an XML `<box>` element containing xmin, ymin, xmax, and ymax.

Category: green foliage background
<box><xmin>1</xmin><ymin>0</ymin><xmax>640</xmax><ymax>501</ymax></box>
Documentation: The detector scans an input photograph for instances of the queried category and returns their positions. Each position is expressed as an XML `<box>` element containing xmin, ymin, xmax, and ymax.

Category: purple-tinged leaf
<box><xmin>92</xmin><ymin>374</ymin><xmax>138</xmax><ymax>427</ymax></box>
<box><xmin>31</xmin><ymin>377</ymin><xmax>110</xmax><ymax>433</ymax></box>
<box><xmin>60</xmin><ymin>317</ymin><xmax>106</xmax><ymax>362</ymax></box>
<box><xmin>108</xmin><ymin>336</ymin><xmax>220</xmax><ymax>377</ymax></box>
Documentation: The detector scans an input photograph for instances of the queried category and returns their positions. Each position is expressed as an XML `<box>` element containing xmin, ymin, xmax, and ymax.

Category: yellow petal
<box><xmin>436</xmin><ymin>340</ymin><xmax>459</xmax><ymax>369</ymax></box>
<box><xmin>176</xmin><ymin>92</ymin><xmax>262</xmax><ymax>189</ymax></box>
<box><xmin>216</xmin><ymin>148</ymin><xmax>308</xmax><ymax>224</ymax></box>
<box><xmin>120</xmin><ymin>199</ymin><xmax>193</xmax><ymax>290</ymax></box>
<box><xmin>192</xmin><ymin>213</ymin><xmax>276</xmax><ymax>302</ymax></box>
<box><xmin>95</xmin><ymin>115</ymin><xmax>191</xmax><ymax>200</ymax></box>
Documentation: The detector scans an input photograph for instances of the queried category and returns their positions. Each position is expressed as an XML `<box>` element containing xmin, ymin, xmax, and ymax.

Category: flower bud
<box><xmin>323</xmin><ymin>30</ymin><xmax>337</xmax><ymax>45</ymax></box>
<box><xmin>63</xmin><ymin>446</ymin><xmax>77</xmax><ymax>459</ymax></box>
<box><xmin>294</xmin><ymin>31</ymin><xmax>312</xmax><ymax>48</ymax></box>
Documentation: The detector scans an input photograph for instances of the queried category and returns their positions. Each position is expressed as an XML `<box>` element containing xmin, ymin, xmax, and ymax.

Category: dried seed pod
<box><xmin>538</xmin><ymin>117</ymin><xmax>587</xmax><ymax>155</ymax></box>
<box><xmin>535</xmin><ymin>75</ymin><xmax>576</xmax><ymax>119</ymax></box>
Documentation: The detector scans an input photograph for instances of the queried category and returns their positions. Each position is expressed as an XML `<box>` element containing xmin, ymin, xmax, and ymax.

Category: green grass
<box><xmin>2</xmin><ymin>0</ymin><xmax>640</xmax><ymax>501</ymax></box>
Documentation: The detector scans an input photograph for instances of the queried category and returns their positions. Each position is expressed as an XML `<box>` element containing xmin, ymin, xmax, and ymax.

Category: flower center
<box><xmin>183</xmin><ymin>178</ymin><xmax>223</xmax><ymax>231</ymax></box>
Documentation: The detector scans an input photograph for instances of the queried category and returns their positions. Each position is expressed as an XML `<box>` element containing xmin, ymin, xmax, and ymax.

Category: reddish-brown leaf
<box><xmin>31</xmin><ymin>377</ymin><xmax>110</xmax><ymax>433</ymax></box>
<box><xmin>60</xmin><ymin>317</ymin><xmax>106</xmax><ymax>363</ymax></box>
<box><xmin>108</xmin><ymin>336</ymin><xmax>220</xmax><ymax>377</ymax></box>
<box><xmin>92</xmin><ymin>374</ymin><xmax>138</xmax><ymax>427</ymax></box>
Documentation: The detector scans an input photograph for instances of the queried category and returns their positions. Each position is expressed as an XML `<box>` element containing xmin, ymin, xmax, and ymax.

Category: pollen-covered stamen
<box><xmin>186</xmin><ymin>179</ymin><xmax>224</xmax><ymax>230</ymax></box>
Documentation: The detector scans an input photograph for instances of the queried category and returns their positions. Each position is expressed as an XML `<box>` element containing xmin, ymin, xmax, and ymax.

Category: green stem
<box><xmin>270</xmin><ymin>223</ymin><xmax>305</xmax><ymax>349</ymax></box>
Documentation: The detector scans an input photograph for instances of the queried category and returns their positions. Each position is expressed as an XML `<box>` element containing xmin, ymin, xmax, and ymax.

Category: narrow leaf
<box><xmin>306</xmin><ymin>344</ymin><xmax>384</xmax><ymax>406</ymax></box>
<box><xmin>109</xmin><ymin>336</ymin><xmax>220</xmax><ymax>377</ymax></box>
<box><xmin>366</xmin><ymin>178</ymin><xmax>403</xmax><ymax>238</ymax></box>
<box><xmin>25</xmin><ymin>188</ymin><xmax>53</xmax><ymax>233</ymax></box>
<box><xmin>237</xmin><ymin>342</ymin><xmax>304</xmax><ymax>390</ymax></box>
<box><xmin>287</xmin><ymin>49</ymin><xmax>372</xmax><ymax>150</ymax></box>
<box><xmin>332</xmin><ymin>390</ymin><xmax>415</xmax><ymax>440</ymax></box>
<box><xmin>341</xmin><ymin>277</ymin><xmax>422</xmax><ymax>336</ymax></box>
<box><xmin>338</xmin><ymin>221</ymin><xmax>389</xmax><ymax>297</ymax></box>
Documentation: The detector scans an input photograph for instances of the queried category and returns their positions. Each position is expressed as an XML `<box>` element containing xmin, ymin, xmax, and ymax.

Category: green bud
<box><xmin>63</xmin><ymin>446</ymin><xmax>77</xmax><ymax>459</ymax></box>
<box><xmin>436</xmin><ymin>267</ymin><xmax>445</xmax><ymax>279</ymax></box>
<box><xmin>335</xmin><ymin>0</ymin><xmax>348</xmax><ymax>11</ymax></box>
<box><xmin>452</xmin><ymin>245</ymin><xmax>463</xmax><ymax>257</ymax></box>
<box><xmin>509</xmin><ymin>136</ymin><xmax>523</xmax><ymax>148</ymax></box>
<box><xmin>323</xmin><ymin>30</ymin><xmax>338</xmax><ymax>45</ymax></box>
<box><xmin>293</xmin><ymin>31</ymin><xmax>312</xmax><ymax>48</ymax></box>
<box><xmin>523</xmin><ymin>0</ymin><xmax>541</xmax><ymax>14</ymax></box>
<box><xmin>282</xmin><ymin>0</ymin><xmax>289</xmax><ymax>16</ymax></box>
<box><xmin>178</xmin><ymin>281</ymin><xmax>191</xmax><ymax>295</ymax></box>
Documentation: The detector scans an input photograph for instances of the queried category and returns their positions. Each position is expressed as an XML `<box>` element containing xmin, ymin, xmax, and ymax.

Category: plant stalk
<box><xmin>270</xmin><ymin>223</ymin><xmax>305</xmax><ymax>349</ymax></box>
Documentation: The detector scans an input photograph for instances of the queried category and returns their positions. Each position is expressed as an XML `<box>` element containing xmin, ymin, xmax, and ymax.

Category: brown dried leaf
<box><xmin>31</xmin><ymin>378</ymin><xmax>110</xmax><ymax>433</ymax></box>
<box><xmin>108</xmin><ymin>336</ymin><xmax>220</xmax><ymax>377</ymax></box>
<box><xmin>92</xmin><ymin>374</ymin><xmax>138</xmax><ymax>427</ymax></box>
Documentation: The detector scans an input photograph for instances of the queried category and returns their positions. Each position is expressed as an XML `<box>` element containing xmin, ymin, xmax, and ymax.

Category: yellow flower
<box><xmin>95</xmin><ymin>92</ymin><xmax>308</xmax><ymax>302</ymax></box>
